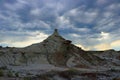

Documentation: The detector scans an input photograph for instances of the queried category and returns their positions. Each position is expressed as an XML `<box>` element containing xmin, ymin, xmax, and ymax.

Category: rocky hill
<box><xmin>0</xmin><ymin>29</ymin><xmax>120</xmax><ymax>79</ymax></box>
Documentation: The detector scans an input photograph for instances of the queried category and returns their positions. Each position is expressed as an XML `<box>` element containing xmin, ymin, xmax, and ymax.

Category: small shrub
<box><xmin>113</xmin><ymin>77</ymin><xmax>120</xmax><ymax>80</ymax></box>
<box><xmin>23</xmin><ymin>77</ymin><xmax>32</xmax><ymax>80</ymax></box>
<box><xmin>110</xmin><ymin>68</ymin><xmax>118</xmax><ymax>72</ymax></box>
<box><xmin>0</xmin><ymin>69</ymin><xmax>4</xmax><ymax>76</ymax></box>
<box><xmin>58</xmin><ymin>68</ymin><xmax>79</xmax><ymax>79</ymax></box>
<box><xmin>7</xmin><ymin>71</ymin><xmax>13</xmax><ymax>77</ymax></box>
<box><xmin>67</xmin><ymin>68</ymin><xmax>79</xmax><ymax>74</ymax></box>
<box><xmin>0</xmin><ymin>46</ymin><xmax>2</xmax><ymax>48</ymax></box>
<box><xmin>0</xmin><ymin>66</ymin><xmax>7</xmax><ymax>70</ymax></box>
<box><xmin>15</xmin><ymin>72</ymin><xmax>19</xmax><ymax>77</ymax></box>
<box><xmin>36</xmin><ymin>75</ymin><xmax>49</xmax><ymax>80</ymax></box>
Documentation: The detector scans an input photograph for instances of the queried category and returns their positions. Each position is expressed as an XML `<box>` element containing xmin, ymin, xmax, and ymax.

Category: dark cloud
<box><xmin>0</xmin><ymin>0</ymin><xmax>120</xmax><ymax>50</ymax></box>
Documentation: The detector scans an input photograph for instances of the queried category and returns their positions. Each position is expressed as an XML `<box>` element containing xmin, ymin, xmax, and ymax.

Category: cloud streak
<box><xmin>0</xmin><ymin>0</ymin><xmax>120</xmax><ymax>51</ymax></box>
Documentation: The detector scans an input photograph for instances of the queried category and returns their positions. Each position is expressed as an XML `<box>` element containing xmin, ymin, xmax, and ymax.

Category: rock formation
<box><xmin>0</xmin><ymin>29</ymin><xmax>120</xmax><ymax>68</ymax></box>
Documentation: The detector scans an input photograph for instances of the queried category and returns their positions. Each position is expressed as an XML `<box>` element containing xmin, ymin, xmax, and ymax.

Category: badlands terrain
<box><xmin>0</xmin><ymin>29</ymin><xmax>120</xmax><ymax>80</ymax></box>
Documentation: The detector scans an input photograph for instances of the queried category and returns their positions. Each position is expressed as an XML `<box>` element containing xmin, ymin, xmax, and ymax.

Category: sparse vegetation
<box><xmin>58</xmin><ymin>68</ymin><xmax>79</xmax><ymax>79</ymax></box>
<box><xmin>113</xmin><ymin>77</ymin><xmax>120</xmax><ymax>80</ymax></box>
<box><xmin>66</xmin><ymin>68</ymin><xmax>79</xmax><ymax>74</ymax></box>
<box><xmin>0</xmin><ymin>69</ymin><xmax>4</xmax><ymax>76</ymax></box>
<box><xmin>7</xmin><ymin>71</ymin><xmax>13</xmax><ymax>77</ymax></box>
<box><xmin>23</xmin><ymin>77</ymin><xmax>32</xmax><ymax>80</ymax></box>
<box><xmin>0</xmin><ymin>66</ymin><xmax>7</xmax><ymax>70</ymax></box>
<box><xmin>26</xmin><ymin>73</ymin><xmax>32</xmax><ymax>76</ymax></box>
<box><xmin>0</xmin><ymin>51</ymin><xmax>5</xmax><ymax>56</ymax></box>
<box><xmin>20</xmin><ymin>52</ymin><xmax>28</xmax><ymax>65</ymax></box>
<box><xmin>15</xmin><ymin>72</ymin><xmax>19</xmax><ymax>77</ymax></box>
<box><xmin>0</xmin><ymin>46</ymin><xmax>2</xmax><ymax>49</ymax></box>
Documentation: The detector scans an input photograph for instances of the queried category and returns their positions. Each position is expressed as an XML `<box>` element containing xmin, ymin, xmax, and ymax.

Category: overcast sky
<box><xmin>0</xmin><ymin>0</ymin><xmax>120</xmax><ymax>51</ymax></box>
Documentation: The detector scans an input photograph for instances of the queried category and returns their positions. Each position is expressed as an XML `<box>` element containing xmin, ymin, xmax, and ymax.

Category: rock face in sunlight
<box><xmin>0</xmin><ymin>29</ymin><xmax>120</xmax><ymax>79</ymax></box>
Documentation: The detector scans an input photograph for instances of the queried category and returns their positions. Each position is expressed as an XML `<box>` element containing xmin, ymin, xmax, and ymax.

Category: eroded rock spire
<box><xmin>53</xmin><ymin>29</ymin><xmax>60</xmax><ymax>36</ymax></box>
